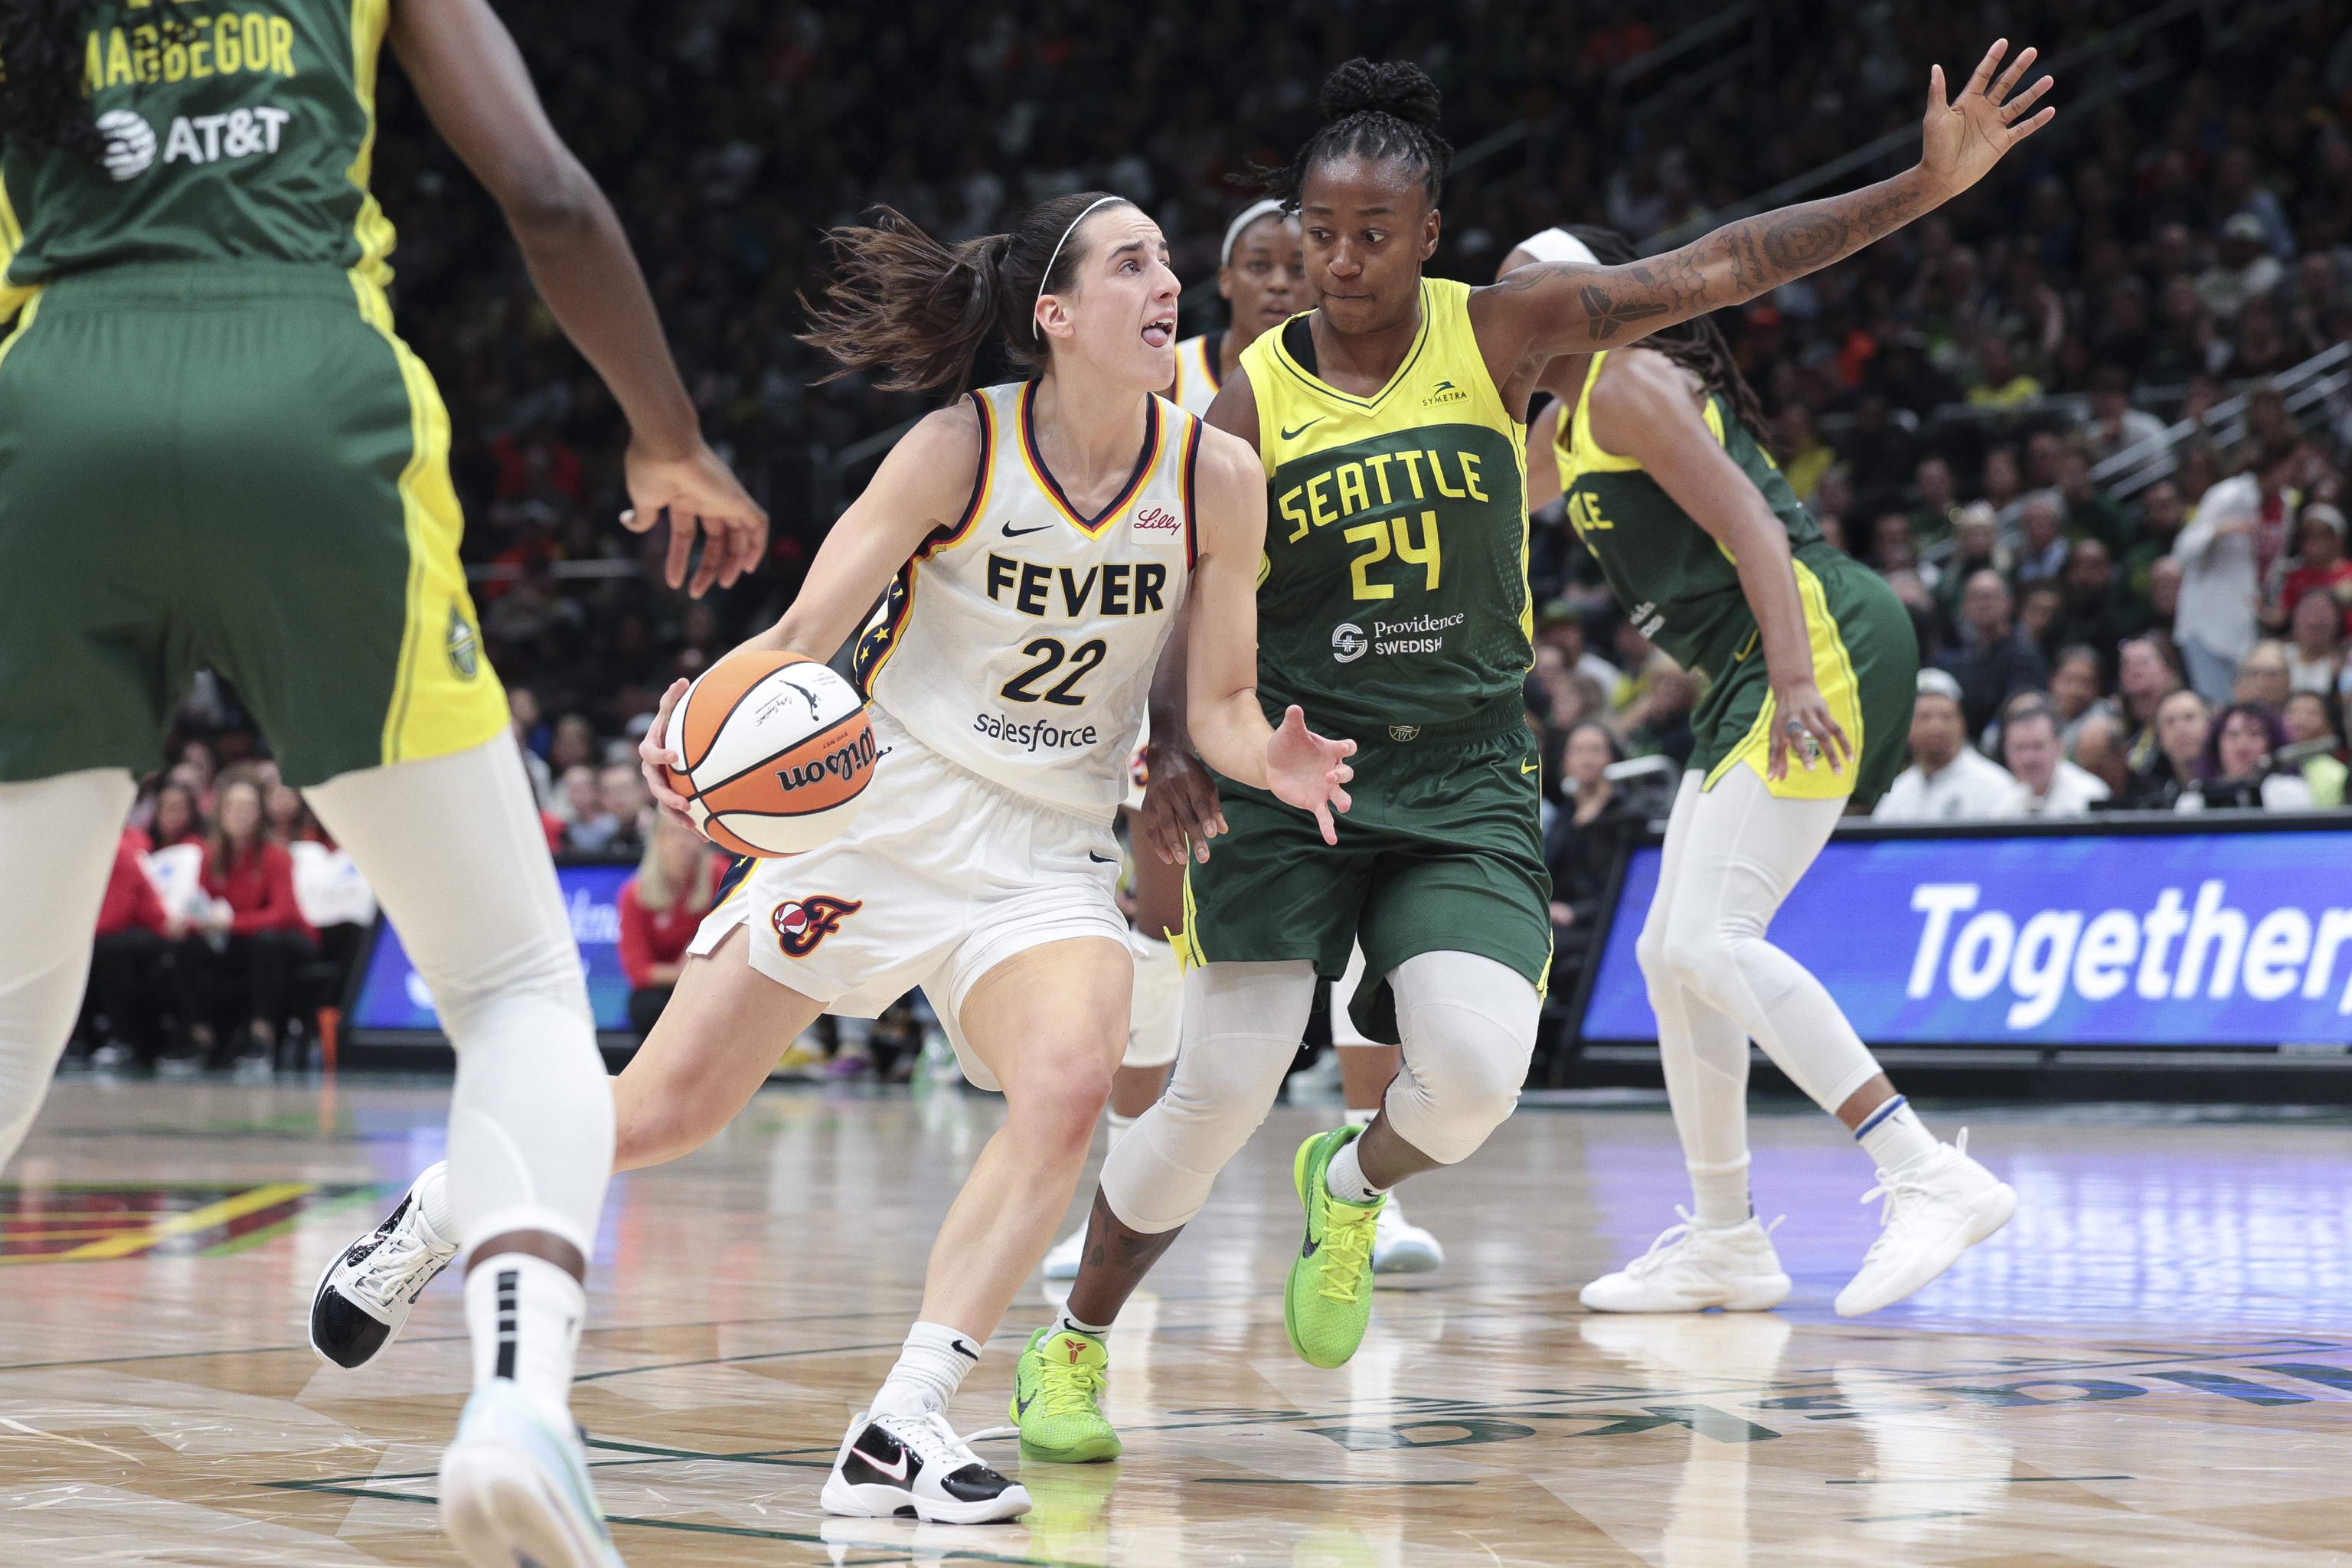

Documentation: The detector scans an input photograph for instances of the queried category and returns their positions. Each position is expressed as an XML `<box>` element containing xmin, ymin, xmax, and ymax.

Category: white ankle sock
<box><xmin>1342</xmin><ymin>1106</ymin><xmax>1377</xmax><ymax>1129</ymax></box>
<box><xmin>1325</xmin><ymin>1135</ymin><xmax>1387</xmax><ymax>1207</ymax></box>
<box><xmin>465</xmin><ymin>1253</ymin><xmax>585</xmax><ymax>1430</ymax></box>
<box><xmin>1856</xmin><ymin>1096</ymin><xmax>1936</xmax><ymax>1171</ymax></box>
<box><xmin>1055</xmin><ymin>1308</ymin><xmax>1109</xmax><ymax>1339</ymax></box>
<box><xmin>414</xmin><ymin>1161</ymin><xmax>459</xmax><ymax>1246</ymax></box>
<box><xmin>1106</xmin><ymin>1109</ymin><xmax>1138</xmax><ymax>1151</ymax></box>
<box><xmin>1687</xmin><ymin>1155</ymin><xmax>1752</xmax><ymax>1227</ymax></box>
<box><xmin>870</xmin><ymin>1321</ymin><xmax>982</xmax><ymax>1417</ymax></box>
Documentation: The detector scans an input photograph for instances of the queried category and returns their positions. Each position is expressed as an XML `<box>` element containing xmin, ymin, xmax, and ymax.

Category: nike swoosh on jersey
<box><xmin>1002</xmin><ymin>521</ymin><xmax>1054</xmax><ymax>537</ymax></box>
<box><xmin>1279</xmin><ymin>418</ymin><xmax>1325</xmax><ymax>440</ymax></box>
<box><xmin>1088</xmin><ymin>852</ymin><xmax>1117</xmax><ymax>864</ymax></box>
<box><xmin>1521</xmin><ymin>761</ymin><xmax>1540</xmax><ymax>774</ymax></box>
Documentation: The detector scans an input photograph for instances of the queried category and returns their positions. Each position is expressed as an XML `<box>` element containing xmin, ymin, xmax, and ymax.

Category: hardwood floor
<box><xmin>3</xmin><ymin>1076</ymin><xmax>2348</xmax><ymax>1566</ymax></box>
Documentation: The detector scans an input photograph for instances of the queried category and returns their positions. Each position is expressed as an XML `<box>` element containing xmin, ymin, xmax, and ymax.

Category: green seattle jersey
<box><xmin>0</xmin><ymin>0</ymin><xmax>396</xmax><ymax>318</ymax></box>
<box><xmin>1557</xmin><ymin>348</ymin><xmax>1824</xmax><ymax>681</ymax></box>
<box><xmin>1241</xmin><ymin>279</ymin><xmax>1532</xmax><ymax>746</ymax></box>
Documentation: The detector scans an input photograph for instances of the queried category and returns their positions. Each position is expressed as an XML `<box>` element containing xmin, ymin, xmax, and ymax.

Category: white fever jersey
<box><xmin>1169</xmin><ymin>332</ymin><xmax>1224</xmax><ymax>417</ymax></box>
<box><xmin>854</xmin><ymin>380</ymin><xmax>1200</xmax><ymax>820</ymax></box>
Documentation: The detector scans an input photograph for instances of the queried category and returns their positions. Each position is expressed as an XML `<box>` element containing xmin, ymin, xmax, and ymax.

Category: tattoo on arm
<box><xmin>1501</xmin><ymin>170</ymin><xmax>1932</xmax><ymax>350</ymax></box>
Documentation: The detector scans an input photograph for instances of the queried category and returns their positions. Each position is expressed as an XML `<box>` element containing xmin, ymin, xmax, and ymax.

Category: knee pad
<box><xmin>1100</xmin><ymin>960</ymin><xmax>1313</xmax><ymax>1233</ymax></box>
<box><xmin>1381</xmin><ymin>951</ymin><xmax>1539</xmax><ymax>1165</ymax></box>
<box><xmin>1122</xmin><ymin>930</ymin><xmax>1181</xmax><ymax>1070</ymax></box>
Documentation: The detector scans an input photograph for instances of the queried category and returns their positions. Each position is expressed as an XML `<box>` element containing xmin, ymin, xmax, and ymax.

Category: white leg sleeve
<box><xmin>0</xmin><ymin>771</ymin><xmax>137</xmax><ymax>1170</ymax></box>
<box><xmin>1099</xmin><ymin>959</ymin><xmax>1314</xmax><ymax>1233</ymax></box>
<box><xmin>1651</xmin><ymin>763</ymin><xmax>1881</xmax><ymax>1115</ymax></box>
<box><xmin>1381</xmin><ymin>950</ymin><xmax>1540</xmax><ymax>1165</ymax></box>
<box><xmin>1638</xmin><ymin>772</ymin><xmax>1755</xmax><ymax>1178</ymax></box>
<box><xmin>1330</xmin><ymin>943</ymin><xmax>1376</xmax><ymax>1048</ymax></box>
<box><xmin>306</xmin><ymin>735</ymin><xmax>613</xmax><ymax>1259</ymax></box>
<box><xmin>1121</xmin><ymin>929</ymin><xmax>1182</xmax><ymax>1070</ymax></box>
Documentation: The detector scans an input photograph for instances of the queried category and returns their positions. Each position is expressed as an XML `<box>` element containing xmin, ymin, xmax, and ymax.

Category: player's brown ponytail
<box><xmin>801</xmin><ymin>191</ymin><xmax>1132</xmax><ymax>395</ymax></box>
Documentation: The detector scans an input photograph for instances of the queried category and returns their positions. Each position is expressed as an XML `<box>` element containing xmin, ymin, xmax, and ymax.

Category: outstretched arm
<box><xmin>390</xmin><ymin>0</ymin><xmax>766</xmax><ymax>596</ymax></box>
<box><xmin>1184</xmin><ymin>426</ymin><xmax>1354</xmax><ymax>843</ymax></box>
<box><xmin>1472</xmin><ymin>40</ymin><xmax>2055</xmax><ymax>402</ymax></box>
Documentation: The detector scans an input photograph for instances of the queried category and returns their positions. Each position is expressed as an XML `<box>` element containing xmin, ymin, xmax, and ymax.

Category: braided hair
<box><xmin>1249</xmin><ymin>59</ymin><xmax>1454</xmax><ymax>211</ymax></box>
<box><xmin>0</xmin><ymin>0</ymin><xmax>104</xmax><ymax>164</ymax></box>
<box><xmin>1566</xmin><ymin>224</ymin><xmax>1771</xmax><ymax>446</ymax></box>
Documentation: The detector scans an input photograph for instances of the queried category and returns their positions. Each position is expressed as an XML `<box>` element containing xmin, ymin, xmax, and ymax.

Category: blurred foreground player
<box><xmin>0</xmin><ymin>0</ymin><xmax>765</xmax><ymax>1562</ymax></box>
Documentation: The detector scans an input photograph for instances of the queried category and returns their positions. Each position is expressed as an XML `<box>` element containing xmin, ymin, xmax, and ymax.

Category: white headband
<box><xmin>1220</xmin><ymin>199</ymin><xmax>1291</xmax><ymax>266</ymax></box>
<box><xmin>1034</xmin><ymin>195</ymin><xmax>1125</xmax><ymax>341</ymax></box>
<box><xmin>1511</xmin><ymin>227</ymin><xmax>1600</xmax><ymax>267</ymax></box>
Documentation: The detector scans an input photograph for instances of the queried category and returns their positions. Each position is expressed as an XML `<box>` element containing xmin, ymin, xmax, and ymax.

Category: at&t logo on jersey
<box><xmin>1331</xmin><ymin>622</ymin><xmax>1368</xmax><ymax>663</ymax></box>
<box><xmin>773</xmin><ymin>897</ymin><xmax>862</xmax><ymax>958</ymax></box>
<box><xmin>96</xmin><ymin>109</ymin><xmax>156</xmax><ymax>181</ymax></box>
<box><xmin>163</xmin><ymin>106</ymin><xmax>292</xmax><ymax>168</ymax></box>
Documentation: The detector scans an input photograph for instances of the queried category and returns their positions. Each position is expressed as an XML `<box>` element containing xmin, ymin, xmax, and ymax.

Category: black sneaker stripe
<box><xmin>494</xmin><ymin>1268</ymin><xmax>518</xmax><ymax>1380</ymax></box>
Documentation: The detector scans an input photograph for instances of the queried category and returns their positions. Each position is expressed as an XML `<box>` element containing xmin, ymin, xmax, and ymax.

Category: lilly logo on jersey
<box><xmin>1134</xmin><ymin>507</ymin><xmax>1181</xmax><ymax>534</ymax></box>
<box><xmin>773</xmin><ymin>897</ymin><xmax>862</xmax><ymax>958</ymax></box>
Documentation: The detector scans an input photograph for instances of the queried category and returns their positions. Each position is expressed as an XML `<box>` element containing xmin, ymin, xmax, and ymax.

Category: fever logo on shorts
<box><xmin>773</xmin><ymin>896</ymin><xmax>863</xmax><ymax>958</ymax></box>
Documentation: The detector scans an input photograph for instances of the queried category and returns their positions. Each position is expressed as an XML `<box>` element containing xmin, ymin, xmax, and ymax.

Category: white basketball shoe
<box><xmin>1040</xmin><ymin>1224</ymin><xmax>1086</xmax><ymax>1281</ymax></box>
<box><xmin>1835</xmin><ymin>1131</ymin><xmax>2016</xmax><ymax>1317</ymax></box>
<box><xmin>1580</xmin><ymin>1209</ymin><xmax>1791</xmax><ymax>1313</ymax></box>
<box><xmin>821</xmin><ymin>1409</ymin><xmax>1030</xmax><ymax>1524</ymax></box>
<box><xmin>310</xmin><ymin>1164</ymin><xmax>459</xmax><ymax>1368</ymax></box>
<box><xmin>439</xmin><ymin>1380</ymin><xmax>625</xmax><ymax>1568</ymax></box>
<box><xmin>1371</xmin><ymin>1194</ymin><xmax>1444</xmax><ymax>1274</ymax></box>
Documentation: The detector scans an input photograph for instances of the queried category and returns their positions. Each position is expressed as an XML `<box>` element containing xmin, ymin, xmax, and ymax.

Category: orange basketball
<box><xmin>660</xmin><ymin>649</ymin><xmax>877</xmax><ymax>857</ymax></box>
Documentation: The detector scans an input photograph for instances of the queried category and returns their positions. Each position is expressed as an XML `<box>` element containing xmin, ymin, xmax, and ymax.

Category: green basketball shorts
<box><xmin>1688</xmin><ymin>547</ymin><xmax>1917</xmax><ymax>812</ymax></box>
<box><xmin>1181</xmin><ymin>720</ymin><xmax>1553</xmax><ymax>1044</ymax></box>
<box><xmin>0</xmin><ymin>260</ymin><xmax>506</xmax><ymax>786</ymax></box>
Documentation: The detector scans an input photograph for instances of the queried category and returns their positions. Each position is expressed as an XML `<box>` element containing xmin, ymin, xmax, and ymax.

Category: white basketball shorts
<box><xmin>688</xmin><ymin>707</ymin><xmax>1129</xmax><ymax>1090</ymax></box>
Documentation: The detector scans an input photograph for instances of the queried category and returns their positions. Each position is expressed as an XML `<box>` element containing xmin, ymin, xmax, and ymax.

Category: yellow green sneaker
<box><xmin>1284</xmin><ymin>1125</ymin><xmax>1383</xmax><ymax>1368</ymax></box>
<box><xmin>1011</xmin><ymin>1325</ymin><xmax>1122</xmax><ymax>1463</ymax></box>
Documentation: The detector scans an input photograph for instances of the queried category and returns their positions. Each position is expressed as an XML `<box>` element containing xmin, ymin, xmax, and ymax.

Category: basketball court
<box><xmin>7</xmin><ymin>1074</ymin><xmax>2347</xmax><ymax>1566</ymax></box>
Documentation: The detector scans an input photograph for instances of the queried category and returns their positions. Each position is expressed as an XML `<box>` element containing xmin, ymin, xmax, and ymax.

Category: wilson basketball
<box><xmin>662</xmin><ymin>650</ymin><xmax>877</xmax><ymax>857</ymax></box>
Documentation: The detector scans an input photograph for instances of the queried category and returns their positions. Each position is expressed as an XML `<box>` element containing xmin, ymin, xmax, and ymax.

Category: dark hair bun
<box><xmin>1318</xmin><ymin>59</ymin><xmax>1442</xmax><ymax>132</ymax></box>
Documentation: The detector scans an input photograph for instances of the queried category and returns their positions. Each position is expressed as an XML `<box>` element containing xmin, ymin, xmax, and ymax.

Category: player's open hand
<box><xmin>1919</xmin><ymin>40</ymin><xmax>2056</xmax><ymax>201</ymax></box>
<box><xmin>622</xmin><ymin>437</ymin><xmax>769</xmax><ymax>597</ymax></box>
<box><xmin>1768</xmin><ymin>676</ymin><xmax>1852</xmax><ymax>782</ymax></box>
<box><xmin>1266</xmin><ymin>705</ymin><xmax>1356</xmax><ymax>846</ymax></box>
<box><xmin>1139</xmin><ymin>743</ymin><xmax>1227</xmax><ymax>865</ymax></box>
<box><xmin>639</xmin><ymin>678</ymin><xmax>699</xmax><ymax>829</ymax></box>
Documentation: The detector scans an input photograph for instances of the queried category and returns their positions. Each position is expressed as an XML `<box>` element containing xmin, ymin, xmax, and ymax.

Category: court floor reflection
<box><xmin>4</xmin><ymin>1076</ymin><xmax>2351</xmax><ymax>1565</ymax></box>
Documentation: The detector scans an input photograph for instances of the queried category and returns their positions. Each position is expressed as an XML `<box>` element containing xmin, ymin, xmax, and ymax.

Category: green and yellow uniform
<box><xmin>1558</xmin><ymin>349</ymin><xmax>1915</xmax><ymax>807</ymax></box>
<box><xmin>0</xmin><ymin>0</ymin><xmax>505</xmax><ymax>786</ymax></box>
<box><xmin>1184</xmin><ymin>279</ymin><xmax>1550</xmax><ymax>1042</ymax></box>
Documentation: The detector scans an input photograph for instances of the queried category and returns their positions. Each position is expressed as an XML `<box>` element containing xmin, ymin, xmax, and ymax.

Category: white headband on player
<box><xmin>1220</xmin><ymin>199</ymin><xmax>1291</xmax><ymax>266</ymax></box>
<box><xmin>1034</xmin><ymin>194</ymin><xmax>1126</xmax><ymax>341</ymax></box>
<box><xmin>1511</xmin><ymin>227</ymin><xmax>1601</xmax><ymax>267</ymax></box>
